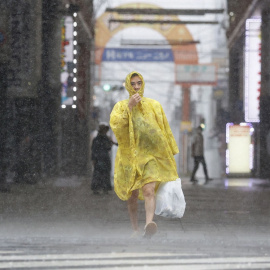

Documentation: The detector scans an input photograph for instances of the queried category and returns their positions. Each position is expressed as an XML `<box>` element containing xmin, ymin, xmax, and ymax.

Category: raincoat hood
<box><xmin>125</xmin><ymin>71</ymin><xmax>145</xmax><ymax>98</ymax></box>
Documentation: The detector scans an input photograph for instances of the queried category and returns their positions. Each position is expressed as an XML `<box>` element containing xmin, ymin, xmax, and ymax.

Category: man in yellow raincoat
<box><xmin>110</xmin><ymin>71</ymin><xmax>179</xmax><ymax>238</ymax></box>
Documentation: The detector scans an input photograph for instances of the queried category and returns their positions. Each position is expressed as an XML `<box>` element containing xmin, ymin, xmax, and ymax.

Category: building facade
<box><xmin>0</xmin><ymin>0</ymin><xmax>95</xmax><ymax>188</ymax></box>
<box><xmin>227</xmin><ymin>0</ymin><xmax>270</xmax><ymax>178</ymax></box>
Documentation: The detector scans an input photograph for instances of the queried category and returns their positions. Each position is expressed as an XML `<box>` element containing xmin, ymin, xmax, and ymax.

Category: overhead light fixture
<box><xmin>121</xmin><ymin>39</ymin><xmax>200</xmax><ymax>46</ymax></box>
<box><xmin>109</xmin><ymin>19</ymin><xmax>219</xmax><ymax>25</ymax></box>
<box><xmin>106</xmin><ymin>8</ymin><xmax>224</xmax><ymax>15</ymax></box>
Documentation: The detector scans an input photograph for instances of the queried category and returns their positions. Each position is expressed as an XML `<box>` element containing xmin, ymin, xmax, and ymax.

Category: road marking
<box><xmin>0</xmin><ymin>253</ymin><xmax>269</xmax><ymax>269</ymax></box>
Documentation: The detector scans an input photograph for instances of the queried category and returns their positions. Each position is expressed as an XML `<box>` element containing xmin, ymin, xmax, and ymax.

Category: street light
<box><xmin>103</xmin><ymin>84</ymin><xmax>111</xmax><ymax>91</ymax></box>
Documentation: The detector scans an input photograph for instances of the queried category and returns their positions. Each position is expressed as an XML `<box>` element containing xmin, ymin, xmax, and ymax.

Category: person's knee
<box><xmin>128</xmin><ymin>190</ymin><xmax>139</xmax><ymax>204</ymax></box>
<box><xmin>142</xmin><ymin>185</ymin><xmax>155</xmax><ymax>198</ymax></box>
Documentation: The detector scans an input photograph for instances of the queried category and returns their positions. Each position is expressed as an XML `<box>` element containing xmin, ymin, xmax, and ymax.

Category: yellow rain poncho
<box><xmin>110</xmin><ymin>71</ymin><xmax>179</xmax><ymax>201</ymax></box>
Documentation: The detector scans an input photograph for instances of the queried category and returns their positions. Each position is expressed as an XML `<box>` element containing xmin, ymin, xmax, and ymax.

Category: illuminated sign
<box><xmin>61</xmin><ymin>15</ymin><xmax>77</xmax><ymax>108</ymax></box>
<box><xmin>244</xmin><ymin>18</ymin><xmax>261</xmax><ymax>122</ymax></box>
<box><xmin>226</xmin><ymin>123</ymin><xmax>254</xmax><ymax>174</ymax></box>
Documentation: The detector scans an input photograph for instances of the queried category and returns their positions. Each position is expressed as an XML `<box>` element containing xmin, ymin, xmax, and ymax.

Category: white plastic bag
<box><xmin>155</xmin><ymin>178</ymin><xmax>186</xmax><ymax>218</ymax></box>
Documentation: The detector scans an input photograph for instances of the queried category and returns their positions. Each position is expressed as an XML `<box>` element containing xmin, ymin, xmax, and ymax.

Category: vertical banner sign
<box><xmin>61</xmin><ymin>16</ymin><xmax>74</xmax><ymax>106</ymax></box>
<box><xmin>244</xmin><ymin>18</ymin><xmax>261</xmax><ymax>123</ymax></box>
<box><xmin>226</xmin><ymin>123</ymin><xmax>254</xmax><ymax>174</ymax></box>
<box><xmin>7</xmin><ymin>0</ymin><xmax>42</xmax><ymax>97</ymax></box>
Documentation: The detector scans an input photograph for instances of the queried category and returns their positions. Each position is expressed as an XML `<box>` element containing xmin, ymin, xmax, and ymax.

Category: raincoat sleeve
<box><xmin>156</xmin><ymin>102</ymin><xmax>179</xmax><ymax>155</ymax></box>
<box><xmin>109</xmin><ymin>101</ymin><xmax>131</xmax><ymax>148</ymax></box>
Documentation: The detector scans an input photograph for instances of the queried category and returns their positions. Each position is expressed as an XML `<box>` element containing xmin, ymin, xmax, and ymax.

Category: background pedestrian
<box><xmin>190</xmin><ymin>126</ymin><xmax>213</xmax><ymax>184</ymax></box>
<box><xmin>91</xmin><ymin>123</ymin><xmax>117</xmax><ymax>195</ymax></box>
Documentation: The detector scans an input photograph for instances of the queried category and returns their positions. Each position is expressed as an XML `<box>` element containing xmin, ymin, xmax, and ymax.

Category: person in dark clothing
<box><xmin>14</xmin><ymin>134</ymin><xmax>37</xmax><ymax>184</ymax></box>
<box><xmin>190</xmin><ymin>126</ymin><xmax>213</xmax><ymax>184</ymax></box>
<box><xmin>91</xmin><ymin>123</ymin><xmax>117</xmax><ymax>194</ymax></box>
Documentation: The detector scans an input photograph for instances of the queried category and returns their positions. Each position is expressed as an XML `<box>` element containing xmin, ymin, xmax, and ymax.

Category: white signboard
<box><xmin>175</xmin><ymin>64</ymin><xmax>217</xmax><ymax>85</ymax></box>
<box><xmin>244</xmin><ymin>18</ymin><xmax>261</xmax><ymax>123</ymax></box>
<box><xmin>226</xmin><ymin>123</ymin><xmax>254</xmax><ymax>174</ymax></box>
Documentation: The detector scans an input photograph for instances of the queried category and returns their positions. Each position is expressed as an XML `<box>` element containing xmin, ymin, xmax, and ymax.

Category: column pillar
<box><xmin>259</xmin><ymin>2</ymin><xmax>270</xmax><ymax>178</ymax></box>
<box><xmin>0</xmin><ymin>2</ymin><xmax>8</xmax><ymax>190</ymax></box>
<box><xmin>228</xmin><ymin>38</ymin><xmax>245</xmax><ymax>123</ymax></box>
<box><xmin>41</xmin><ymin>0</ymin><xmax>62</xmax><ymax>176</ymax></box>
<box><xmin>181</xmin><ymin>86</ymin><xmax>191</xmax><ymax>174</ymax></box>
<box><xmin>0</xmin><ymin>65</ymin><xmax>8</xmax><ymax>190</ymax></box>
<box><xmin>182</xmin><ymin>87</ymin><xmax>190</xmax><ymax>121</ymax></box>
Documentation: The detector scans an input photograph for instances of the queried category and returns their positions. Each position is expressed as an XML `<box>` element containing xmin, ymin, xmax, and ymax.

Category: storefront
<box><xmin>227</xmin><ymin>0</ymin><xmax>270</xmax><ymax>178</ymax></box>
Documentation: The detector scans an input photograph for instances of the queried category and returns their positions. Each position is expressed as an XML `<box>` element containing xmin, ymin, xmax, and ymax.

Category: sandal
<box><xmin>143</xmin><ymin>222</ymin><xmax>157</xmax><ymax>238</ymax></box>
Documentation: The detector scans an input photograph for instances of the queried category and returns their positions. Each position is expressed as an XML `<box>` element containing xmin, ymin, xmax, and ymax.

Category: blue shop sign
<box><xmin>102</xmin><ymin>48</ymin><xmax>174</xmax><ymax>62</ymax></box>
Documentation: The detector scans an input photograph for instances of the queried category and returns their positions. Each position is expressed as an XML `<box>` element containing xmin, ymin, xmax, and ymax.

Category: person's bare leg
<box><xmin>142</xmin><ymin>182</ymin><xmax>156</xmax><ymax>225</ymax></box>
<box><xmin>127</xmin><ymin>190</ymin><xmax>139</xmax><ymax>231</ymax></box>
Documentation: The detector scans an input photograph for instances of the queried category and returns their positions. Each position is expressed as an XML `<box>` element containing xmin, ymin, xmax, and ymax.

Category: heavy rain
<box><xmin>0</xmin><ymin>0</ymin><xmax>270</xmax><ymax>269</ymax></box>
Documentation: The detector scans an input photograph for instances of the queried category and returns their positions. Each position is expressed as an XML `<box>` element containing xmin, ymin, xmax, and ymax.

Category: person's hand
<box><xmin>128</xmin><ymin>93</ymin><xmax>141</xmax><ymax>111</ymax></box>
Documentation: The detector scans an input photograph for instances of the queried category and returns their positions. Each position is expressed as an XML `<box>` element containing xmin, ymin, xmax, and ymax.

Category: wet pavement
<box><xmin>0</xmin><ymin>176</ymin><xmax>270</xmax><ymax>269</ymax></box>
